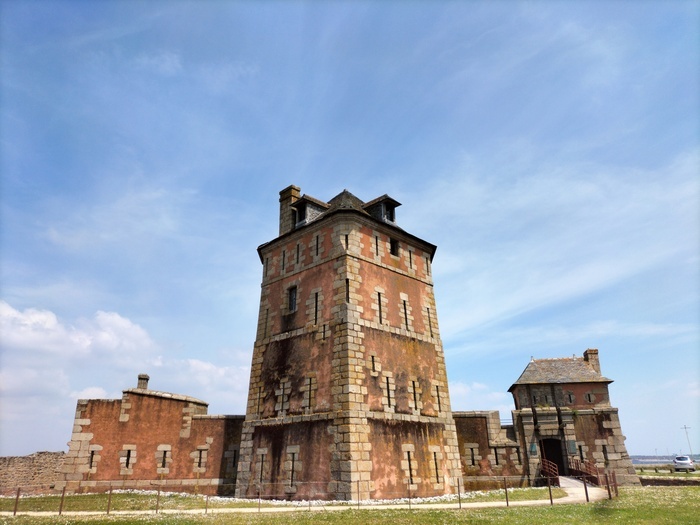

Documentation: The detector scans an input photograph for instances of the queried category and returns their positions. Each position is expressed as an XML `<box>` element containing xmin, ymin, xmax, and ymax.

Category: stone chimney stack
<box><xmin>137</xmin><ymin>374</ymin><xmax>150</xmax><ymax>389</ymax></box>
<box><xmin>583</xmin><ymin>349</ymin><xmax>601</xmax><ymax>374</ymax></box>
<box><xmin>279</xmin><ymin>185</ymin><xmax>301</xmax><ymax>236</ymax></box>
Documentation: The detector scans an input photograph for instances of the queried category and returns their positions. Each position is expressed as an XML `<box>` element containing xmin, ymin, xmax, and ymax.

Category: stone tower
<box><xmin>235</xmin><ymin>185</ymin><xmax>462</xmax><ymax>500</ymax></box>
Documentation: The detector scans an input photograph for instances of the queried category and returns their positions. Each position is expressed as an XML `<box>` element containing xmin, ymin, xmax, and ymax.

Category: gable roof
<box><xmin>508</xmin><ymin>356</ymin><xmax>612</xmax><ymax>392</ymax></box>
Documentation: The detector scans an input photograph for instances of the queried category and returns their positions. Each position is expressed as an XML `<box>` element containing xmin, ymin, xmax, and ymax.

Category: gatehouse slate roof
<box><xmin>508</xmin><ymin>356</ymin><xmax>612</xmax><ymax>392</ymax></box>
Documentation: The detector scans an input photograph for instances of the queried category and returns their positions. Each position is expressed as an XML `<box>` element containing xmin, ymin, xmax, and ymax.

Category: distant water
<box><xmin>631</xmin><ymin>455</ymin><xmax>697</xmax><ymax>464</ymax></box>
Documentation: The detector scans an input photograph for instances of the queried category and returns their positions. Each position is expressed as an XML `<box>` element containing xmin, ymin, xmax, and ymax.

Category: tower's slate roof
<box><xmin>508</xmin><ymin>356</ymin><xmax>612</xmax><ymax>391</ymax></box>
<box><xmin>327</xmin><ymin>189</ymin><xmax>369</xmax><ymax>214</ymax></box>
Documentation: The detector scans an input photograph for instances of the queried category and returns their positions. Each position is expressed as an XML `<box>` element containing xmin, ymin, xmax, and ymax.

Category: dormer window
<box><xmin>384</xmin><ymin>203</ymin><xmax>396</xmax><ymax>222</ymax></box>
<box><xmin>295</xmin><ymin>203</ymin><xmax>307</xmax><ymax>225</ymax></box>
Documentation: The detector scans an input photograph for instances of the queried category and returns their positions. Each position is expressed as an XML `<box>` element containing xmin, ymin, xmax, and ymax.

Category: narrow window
<box><xmin>263</xmin><ymin>308</ymin><xmax>269</xmax><ymax>338</ymax></box>
<box><xmin>371</xmin><ymin>355</ymin><xmax>376</xmax><ymax>372</ymax></box>
<box><xmin>409</xmin><ymin>251</ymin><xmax>413</xmax><ymax>269</ymax></box>
<box><xmin>259</xmin><ymin>453</ymin><xmax>266</xmax><ymax>483</ymax></box>
<box><xmin>516</xmin><ymin>447</ymin><xmax>522</xmax><ymax>464</ymax></box>
<box><xmin>407</xmin><ymin>451</ymin><xmax>414</xmax><ymax>484</ymax></box>
<box><xmin>296</xmin><ymin>244</ymin><xmax>300</xmax><ymax>263</ymax></box>
<box><xmin>377</xmin><ymin>293</ymin><xmax>383</xmax><ymax>323</ymax></box>
<box><xmin>162</xmin><ymin>450</ymin><xmax>169</xmax><ymax>468</ymax></box>
<box><xmin>412</xmin><ymin>380</ymin><xmax>418</xmax><ymax>409</ymax></box>
<box><xmin>436</xmin><ymin>385</ymin><xmax>442</xmax><ymax>412</ymax></box>
<box><xmin>197</xmin><ymin>450</ymin><xmax>203</xmax><ymax>469</ymax></box>
<box><xmin>375</xmin><ymin>236</ymin><xmax>379</xmax><ymax>255</ymax></box>
<box><xmin>470</xmin><ymin>447</ymin><xmax>476</xmax><ymax>466</ymax></box>
<box><xmin>532</xmin><ymin>395</ymin><xmax>538</xmax><ymax>405</ymax></box>
<box><xmin>281</xmin><ymin>250</ymin><xmax>286</xmax><ymax>272</ymax></box>
<box><xmin>427</xmin><ymin>307</ymin><xmax>433</xmax><ymax>337</ymax></box>
<box><xmin>390</xmin><ymin>238</ymin><xmax>399</xmax><ymax>256</ymax></box>
<box><xmin>125</xmin><ymin>450</ymin><xmax>132</xmax><ymax>469</ymax></box>
<box><xmin>425</xmin><ymin>256</ymin><xmax>430</xmax><ymax>275</ymax></box>
<box><xmin>602</xmin><ymin>445</ymin><xmax>609</xmax><ymax>464</ymax></box>
<box><xmin>386</xmin><ymin>377</ymin><xmax>392</xmax><ymax>408</ymax></box>
<box><xmin>568</xmin><ymin>393</ymin><xmax>574</xmax><ymax>404</ymax></box>
<box><xmin>322</xmin><ymin>324</ymin><xmax>326</xmax><ymax>340</ymax></box>
<box><xmin>433</xmin><ymin>452</ymin><xmax>441</xmax><ymax>483</ymax></box>
<box><xmin>493</xmin><ymin>448</ymin><xmax>499</xmax><ymax>466</ymax></box>
<box><xmin>288</xmin><ymin>286</ymin><xmax>297</xmax><ymax>312</ymax></box>
<box><xmin>344</xmin><ymin>234</ymin><xmax>349</xmax><ymax>249</ymax></box>
<box><xmin>314</xmin><ymin>292</ymin><xmax>319</xmax><ymax>324</ymax></box>
<box><xmin>89</xmin><ymin>450</ymin><xmax>95</xmax><ymax>469</ymax></box>
<box><xmin>290</xmin><ymin>452</ymin><xmax>296</xmax><ymax>485</ymax></box>
<box><xmin>315</xmin><ymin>235</ymin><xmax>319</xmax><ymax>256</ymax></box>
<box><xmin>579</xmin><ymin>445</ymin><xmax>584</xmax><ymax>461</ymax></box>
<box><xmin>403</xmin><ymin>300</ymin><xmax>409</xmax><ymax>329</ymax></box>
<box><xmin>345</xmin><ymin>279</ymin><xmax>350</xmax><ymax>303</ymax></box>
<box><xmin>232</xmin><ymin>450</ymin><xmax>239</xmax><ymax>474</ymax></box>
<box><xmin>264</xmin><ymin>257</ymin><xmax>269</xmax><ymax>276</ymax></box>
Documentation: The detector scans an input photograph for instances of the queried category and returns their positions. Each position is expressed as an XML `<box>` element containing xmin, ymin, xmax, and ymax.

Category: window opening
<box><xmin>296</xmin><ymin>244</ymin><xmax>300</xmax><ymax>263</ymax></box>
<box><xmin>568</xmin><ymin>393</ymin><xmax>574</xmax><ymax>404</ymax></box>
<box><xmin>407</xmin><ymin>451</ymin><xmax>414</xmax><ymax>484</ymax></box>
<box><xmin>89</xmin><ymin>450</ymin><xmax>95</xmax><ymax>469</ymax></box>
<box><xmin>470</xmin><ymin>447</ymin><xmax>476</xmax><ymax>466</ymax></box>
<box><xmin>436</xmin><ymin>385</ymin><xmax>442</xmax><ymax>412</ymax></box>
<box><xmin>288</xmin><ymin>286</ymin><xmax>297</xmax><ymax>312</ymax></box>
<box><xmin>403</xmin><ymin>300</ymin><xmax>409</xmax><ymax>329</ymax></box>
<box><xmin>163</xmin><ymin>450</ymin><xmax>169</xmax><ymax>469</ymax></box>
<box><xmin>281</xmin><ymin>251</ymin><xmax>286</xmax><ymax>272</ymax></box>
<box><xmin>371</xmin><ymin>355</ymin><xmax>376</xmax><ymax>372</ymax></box>
<box><xmin>314</xmin><ymin>292</ymin><xmax>319</xmax><ymax>324</ymax></box>
<box><xmin>427</xmin><ymin>308</ymin><xmax>433</xmax><ymax>337</ymax></box>
<box><xmin>263</xmin><ymin>308</ymin><xmax>269</xmax><ymax>338</ymax></box>
<box><xmin>602</xmin><ymin>445</ymin><xmax>609</xmax><ymax>464</ymax></box>
<box><xmin>579</xmin><ymin>445</ymin><xmax>584</xmax><ymax>461</ymax></box>
<box><xmin>425</xmin><ymin>256</ymin><xmax>430</xmax><ymax>275</ymax></box>
<box><xmin>412</xmin><ymin>381</ymin><xmax>418</xmax><ymax>409</ymax></box>
<box><xmin>375</xmin><ymin>236</ymin><xmax>379</xmax><ymax>255</ymax></box>
<box><xmin>409</xmin><ymin>251</ymin><xmax>413</xmax><ymax>269</ymax></box>
<box><xmin>493</xmin><ymin>448</ymin><xmax>499</xmax><ymax>466</ymax></box>
<box><xmin>516</xmin><ymin>447</ymin><xmax>522</xmax><ymax>464</ymax></box>
<box><xmin>125</xmin><ymin>450</ymin><xmax>132</xmax><ymax>469</ymax></box>
<box><xmin>265</xmin><ymin>257</ymin><xmax>269</xmax><ymax>276</ymax></box>
<box><xmin>344</xmin><ymin>234</ymin><xmax>349</xmax><ymax>250</ymax></box>
<box><xmin>322</xmin><ymin>324</ymin><xmax>326</xmax><ymax>340</ymax></box>
<box><xmin>390</xmin><ymin>238</ymin><xmax>399</xmax><ymax>256</ymax></box>
<box><xmin>345</xmin><ymin>279</ymin><xmax>350</xmax><ymax>303</ymax></box>
<box><xmin>378</xmin><ymin>293</ymin><xmax>383</xmax><ymax>323</ymax></box>
<box><xmin>386</xmin><ymin>377</ymin><xmax>392</xmax><ymax>408</ymax></box>
<box><xmin>433</xmin><ymin>452</ymin><xmax>441</xmax><ymax>483</ymax></box>
<box><xmin>290</xmin><ymin>452</ymin><xmax>296</xmax><ymax>485</ymax></box>
<box><xmin>259</xmin><ymin>454</ymin><xmax>266</xmax><ymax>484</ymax></box>
<box><xmin>315</xmin><ymin>235</ymin><xmax>319</xmax><ymax>256</ymax></box>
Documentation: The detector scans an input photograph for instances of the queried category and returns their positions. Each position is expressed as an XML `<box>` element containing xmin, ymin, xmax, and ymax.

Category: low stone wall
<box><xmin>0</xmin><ymin>452</ymin><xmax>65</xmax><ymax>495</ymax></box>
<box><xmin>639</xmin><ymin>475</ymin><xmax>700</xmax><ymax>486</ymax></box>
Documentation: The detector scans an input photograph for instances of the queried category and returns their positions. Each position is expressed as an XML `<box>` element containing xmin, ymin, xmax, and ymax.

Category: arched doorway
<box><xmin>539</xmin><ymin>438</ymin><xmax>566</xmax><ymax>475</ymax></box>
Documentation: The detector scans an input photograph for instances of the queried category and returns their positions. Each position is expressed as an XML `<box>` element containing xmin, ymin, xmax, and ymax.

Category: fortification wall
<box><xmin>0</xmin><ymin>452</ymin><xmax>65</xmax><ymax>495</ymax></box>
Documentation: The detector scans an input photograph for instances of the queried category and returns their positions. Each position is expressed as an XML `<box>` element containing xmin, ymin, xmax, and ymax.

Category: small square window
<box><xmin>390</xmin><ymin>238</ymin><xmax>399</xmax><ymax>256</ymax></box>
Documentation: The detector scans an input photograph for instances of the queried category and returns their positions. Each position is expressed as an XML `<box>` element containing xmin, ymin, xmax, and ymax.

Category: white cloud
<box><xmin>0</xmin><ymin>300</ymin><xmax>157</xmax><ymax>359</ymax></box>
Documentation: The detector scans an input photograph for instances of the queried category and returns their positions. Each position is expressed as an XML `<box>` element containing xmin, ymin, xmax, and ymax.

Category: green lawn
<box><xmin>0</xmin><ymin>486</ymin><xmax>564</xmax><ymax>513</ymax></box>
<box><xmin>0</xmin><ymin>486</ymin><xmax>698</xmax><ymax>524</ymax></box>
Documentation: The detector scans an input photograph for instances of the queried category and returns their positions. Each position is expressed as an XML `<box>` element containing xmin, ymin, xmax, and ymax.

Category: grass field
<box><xmin>0</xmin><ymin>486</ymin><xmax>565</xmax><ymax>513</ymax></box>
<box><xmin>1</xmin><ymin>486</ymin><xmax>698</xmax><ymax>524</ymax></box>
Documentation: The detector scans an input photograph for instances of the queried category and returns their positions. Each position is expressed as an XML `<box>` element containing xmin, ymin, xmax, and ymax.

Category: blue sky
<box><xmin>1</xmin><ymin>1</ymin><xmax>698</xmax><ymax>458</ymax></box>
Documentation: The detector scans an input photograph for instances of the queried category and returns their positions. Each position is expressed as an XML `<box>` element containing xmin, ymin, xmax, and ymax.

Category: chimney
<box><xmin>137</xmin><ymin>374</ymin><xmax>150</xmax><ymax>389</ymax></box>
<box><xmin>583</xmin><ymin>349</ymin><xmax>600</xmax><ymax>374</ymax></box>
<box><xmin>279</xmin><ymin>185</ymin><xmax>301</xmax><ymax>236</ymax></box>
